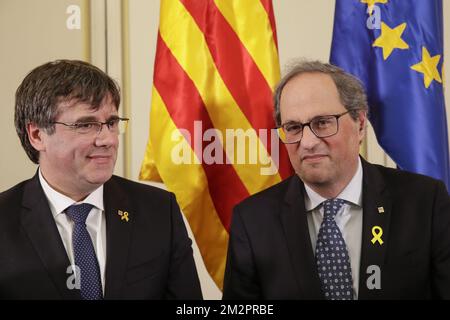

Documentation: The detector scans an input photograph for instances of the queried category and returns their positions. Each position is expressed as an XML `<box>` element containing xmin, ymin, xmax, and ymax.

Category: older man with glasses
<box><xmin>0</xmin><ymin>60</ymin><xmax>202</xmax><ymax>300</ymax></box>
<box><xmin>223</xmin><ymin>60</ymin><xmax>450</xmax><ymax>300</ymax></box>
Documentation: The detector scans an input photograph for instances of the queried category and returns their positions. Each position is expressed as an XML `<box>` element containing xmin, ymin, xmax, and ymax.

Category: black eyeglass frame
<box><xmin>277</xmin><ymin>110</ymin><xmax>357</xmax><ymax>144</ymax></box>
<box><xmin>50</xmin><ymin>117</ymin><xmax>129</xmax><ymax>135</ymax></box>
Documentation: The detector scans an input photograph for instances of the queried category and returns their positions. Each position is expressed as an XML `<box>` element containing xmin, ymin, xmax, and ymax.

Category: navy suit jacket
<box><xmin>223</xmin><ymin>158</ymin><xmax>450</xmax><ymax>299</ymax></box>
<box><xmin>0</xmin><ymin>173</ymin><xmax>202</xmax><ymax>299</ymax></box>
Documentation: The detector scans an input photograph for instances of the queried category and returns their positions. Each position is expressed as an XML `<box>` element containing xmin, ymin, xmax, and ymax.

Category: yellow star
<box><xmin>372</xmin><ymin>22</ymin><xmax>409</xmax><ymax>60</ymax></box>
<box><xmin>360</xmin><ymin>0</ymin><xmax>388</xmax><ymax>15</ymax></box>
<box><xmin>410</xmin><ymin>47</ymin><xmax>442</xmax><ymax>89</ymax></box>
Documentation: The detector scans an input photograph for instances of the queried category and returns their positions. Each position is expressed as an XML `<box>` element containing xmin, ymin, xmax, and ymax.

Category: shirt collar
<box><xmin>304</xmin><ymin>157</ymin><xmax>363</xmax><ymax>211</ymax></box>
<box><xmin>38</xmin><ymin>168</ymin><xmax>104</xmax><ymax>218</ymax></box>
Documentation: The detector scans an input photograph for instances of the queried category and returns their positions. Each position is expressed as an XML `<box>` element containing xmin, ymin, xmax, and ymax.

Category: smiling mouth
<box><xmin>88</xmin><ymin>155</ymin><xmax>112</xmax><ymax>163</ymax></box>
<box><xmin>89</xmin><ymin>155</ymin><xmax>111</xmax><ymax>159</ymax></box>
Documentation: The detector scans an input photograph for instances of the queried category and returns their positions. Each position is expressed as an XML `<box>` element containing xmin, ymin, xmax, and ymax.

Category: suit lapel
<box><xmin>20</xmin><ymin>173</ymin><xmax>80</xmax><ymax>299</ymax></box>
<box><xmin>358</xmin><ymin>159</ymin><xmax>392</xmax><ymax>299</ymax></box>
<box><xmin>103</xmin><ymin>177</ymin><xmax>134</xmax><ymax>299</ymax></box>
<box><xmin>280</xmin><ymin>176</ymin><xmax>324</xmax><ymax>299</ymax></box>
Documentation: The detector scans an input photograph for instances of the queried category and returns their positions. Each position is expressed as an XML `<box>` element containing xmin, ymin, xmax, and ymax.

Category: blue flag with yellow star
<box><xmin>330</xmin><ymin>0</ymin><xmax>450</xmax><ymax>191</ymax></box>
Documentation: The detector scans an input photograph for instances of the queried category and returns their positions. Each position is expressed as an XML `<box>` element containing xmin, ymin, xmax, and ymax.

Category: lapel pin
<box><xmin>118</xmin><ymin>210</ymin><xmax>130</xmax><ymax>222</ymax></box>
<box><xmin>371</xmin><ymin>226</ymin><xmax>384</xmax><ymax>245</ymax></box>
<box><xmin>377</xmin><ymin>206</ymin><xmax>384</xmax><ymax>214</ymax></box>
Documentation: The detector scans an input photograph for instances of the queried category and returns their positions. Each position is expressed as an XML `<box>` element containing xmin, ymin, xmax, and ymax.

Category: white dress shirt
<box><xmin>304</xmin><ymin>158</ymin><xmax>363</xmax><ymax>299</ymax></box>
<box><xmin>38</xmin><ymin>169</ymin><xmax>107</xmax><ymax>292</ymax></box>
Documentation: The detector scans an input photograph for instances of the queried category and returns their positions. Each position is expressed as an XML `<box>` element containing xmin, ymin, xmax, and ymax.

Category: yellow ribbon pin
<box><xmin>118</xmin><ymin>210</ymin><xmax>129</xmax><ymax>222</ymax></box>
<box><xmin>371</xmin><ymin>226</ymin><xmax>384</xmax><ymax>245</ymax></box>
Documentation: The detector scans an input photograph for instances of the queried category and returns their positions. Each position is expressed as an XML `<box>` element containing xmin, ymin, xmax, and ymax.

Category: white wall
<box><xmin>0</xmin><ymin>0</ymin><xmax>88</xmax><ymax>187</ymax></box>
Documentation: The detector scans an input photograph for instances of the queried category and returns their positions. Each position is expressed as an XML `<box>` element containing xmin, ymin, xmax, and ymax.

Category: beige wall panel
<box><xmin>128</xmin><ymin>0</ymin><xmax>159</xmax><ymax>181</ymax></box>
<box><xmin>0</xmin><ymin>0</ymin><xmax>86</xmax><ymax>190</ymax></box>
<box><xmin>274</xmin><ymin>0</ymin><xmax>335</xmax><ymax>65</ymax></box>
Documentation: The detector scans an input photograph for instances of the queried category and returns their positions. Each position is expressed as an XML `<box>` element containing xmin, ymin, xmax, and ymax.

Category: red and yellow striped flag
<box><xmin>139</xmin><ymin>0</ymin><xmax>292</xmax><ymax>290</ymax></box>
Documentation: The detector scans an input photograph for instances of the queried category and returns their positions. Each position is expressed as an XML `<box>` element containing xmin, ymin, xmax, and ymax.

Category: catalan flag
<box><xmin>330</xmin><ymin>0</ymin><xmax>450</xmax><ymax>190</ymax></box>
<box><xmin>139</xmin><ymin>0</ymin><xmax>292</xmax><ymax>289</ymax></box>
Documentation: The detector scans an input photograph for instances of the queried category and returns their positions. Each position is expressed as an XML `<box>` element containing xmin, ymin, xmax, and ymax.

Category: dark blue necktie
<box><xmin>66</xmin><ymin>203</ymin><xmax>103</xmax><ymax>300</ymax></box>
<box><xmin>315</xmin><ymin>199</ymin><xmax>353</xmax><ymax>300</ymax></box>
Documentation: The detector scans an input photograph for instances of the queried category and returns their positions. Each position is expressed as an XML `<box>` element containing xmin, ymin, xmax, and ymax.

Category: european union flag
<box><xmin>330</xmin><ymin>0</ymin><xmax>450</xmax><ymax>191</ymax></box>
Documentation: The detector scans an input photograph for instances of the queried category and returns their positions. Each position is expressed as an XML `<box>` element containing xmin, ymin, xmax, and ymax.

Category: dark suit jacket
<box><xmin>223</xmin><ymin>158</ymin><xmax>450</xmax><ymax>299</ymax></box>
<box><xmin>0</xmin><ymin>173</ymin><xmax>202</xmax><ymax>299</ymax></box>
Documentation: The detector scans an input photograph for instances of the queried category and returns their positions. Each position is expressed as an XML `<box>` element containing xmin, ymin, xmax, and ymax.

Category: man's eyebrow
<box><xmin>311</xmin><ymin>113</ymin><xmax>335</xmax><ymax>119</ymax></box>
<box><xmin>73</xmin><ymin>115</ymin><xmax>120</xmax><ymax>123</ymax></box>
<box><xmin>105</xmin><ymin>115</ymin><xmax>120</xmax><ymax>121</ymax></box>
<box><xmin>282</xmin><ymin>114</ymin><xmax>332</xmax><ymax>125</ymax></box>
<box><xmin>282</xmin><ymin>120</ymin><xmax>303</xmax><ymax>125</ymax></box>
<box><xmin>71</xmin><ymin>116</ymin><xmax>97</xmax><ymax>123</ymax></box>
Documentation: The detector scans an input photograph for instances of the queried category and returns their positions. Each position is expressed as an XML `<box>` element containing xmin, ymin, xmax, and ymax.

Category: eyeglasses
<box><xmin>50</xmin><ymin>117</ymin><xmax>129</xmax><ymax>135</ymax></box>
<box><xmin>277</xmin><ymin>110</ymin><xmax>353</xmax><ymax>144</ymax></box>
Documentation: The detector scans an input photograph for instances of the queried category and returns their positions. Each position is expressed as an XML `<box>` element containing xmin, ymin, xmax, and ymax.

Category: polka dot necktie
<box><xmin>65</xmin><ymin>204</ymin><xmax>103</xmax><ymax>300</ymax></box>
<box><xmin>315</xmin><ymin>199</ymin><xmax>353</xmax><ymax>300</ymax></box>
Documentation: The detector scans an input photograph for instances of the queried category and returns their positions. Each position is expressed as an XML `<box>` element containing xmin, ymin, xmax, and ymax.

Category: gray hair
<box><xmin>273</xmin><ymin>60</ymin><xmax>368</xmax><ymax>126</ymax></box>
<box><xmin>15</xmin><ymin>59</ymin><xmax>121</xmax><ymax>164</ymax></box>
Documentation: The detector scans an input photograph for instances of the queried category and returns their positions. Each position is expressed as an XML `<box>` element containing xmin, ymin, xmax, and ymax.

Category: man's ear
<box><xmin>26</xmin><ymin>123</ymin><xmax>47</xmax><ymax>152</ymax></box>
<box><xmin>357</xmin><ymin>110</ymin><xmax>368</xmax><ymax>140</ymax></box>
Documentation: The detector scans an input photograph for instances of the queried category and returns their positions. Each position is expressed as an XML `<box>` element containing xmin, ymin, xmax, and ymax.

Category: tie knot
<box><xmin>322</xmin><ymin>198</ymin><xmax>345</xmax><ymax>220</ymax></box>
<box><xmin>65</xmin><ymin>203</ymin><xmax>94</xmax><ymax>225</ymax></box>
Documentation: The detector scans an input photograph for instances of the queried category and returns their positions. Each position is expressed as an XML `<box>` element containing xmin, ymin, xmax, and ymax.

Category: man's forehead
<box><xmin>55</xmin><ymin>98</ymin><xmax>118</xmax><ymax>121</ymax></box>
<box><xmin>281</xmin><ymin>75</ymin><xmax>341</xmax><ymax>112</ymax></box>
<box><xmin>285</xmin><ymin>72</ymin><xmax>337</xmax><ymax>92</ymax></box>
<box><xmin>57</xmin><ymin>96</ymin><xmax>118</xmax><ymax>112</ymax></box>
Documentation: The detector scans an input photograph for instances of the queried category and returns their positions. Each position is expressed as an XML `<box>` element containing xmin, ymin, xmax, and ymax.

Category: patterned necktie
<box><xmin>315</xmin><ymin>198</ymin><xmax>353</xmax><ymax>300</ymax></box>
<box><xmin>65</xmin><ymin>203</ymin><xmax>103</xmax><ymax>300</ymax></box>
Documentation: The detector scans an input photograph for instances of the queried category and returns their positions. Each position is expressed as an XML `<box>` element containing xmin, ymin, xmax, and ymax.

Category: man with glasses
<box><xmin>223</xmin><ymin>60</ymin><xmax>450</xmax><ymax>299</ymax></box>
<box><xmin>0</xmin><ymin>60</ymin><xmax>202</xmax><ymax>299</ymax></box>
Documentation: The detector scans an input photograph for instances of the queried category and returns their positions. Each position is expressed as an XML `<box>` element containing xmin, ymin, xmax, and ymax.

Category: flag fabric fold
<box><xmin>140</xmin><ymin>0</ymin><xmax>292</xmax><ymax>289</ymax></box>
<box><xmin>331</xmin><ymin>0</ymin><xmax>450</xmax><ymax>190</ymax></box>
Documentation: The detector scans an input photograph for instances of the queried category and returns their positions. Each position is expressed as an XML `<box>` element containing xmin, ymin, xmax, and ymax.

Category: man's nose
<box><xmin>300</xmin><ymin>125</ymin><xmax>321</xmax><ymax>149</ymax></box>
<box><xmin>94</xmin><ymin>124</ymin><xmax>117</xmax><ymax>147</ymax></box>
